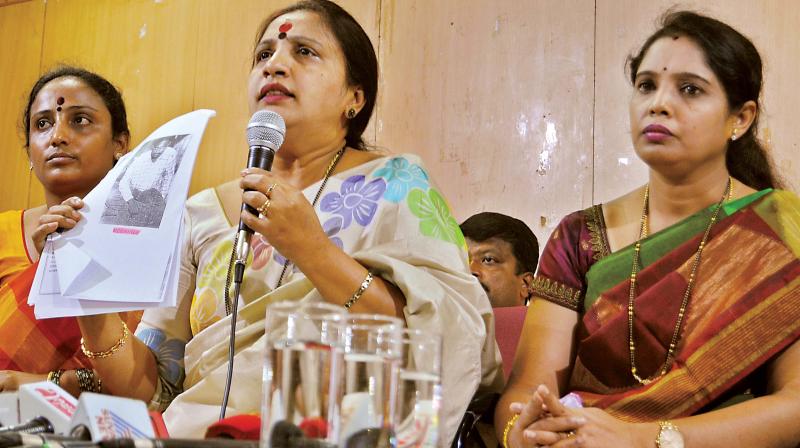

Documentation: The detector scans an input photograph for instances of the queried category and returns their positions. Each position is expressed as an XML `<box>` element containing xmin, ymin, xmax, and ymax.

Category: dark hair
<box><xmin>253</xmin><ymin>0</ymin><xmax>378</xmax><ymax>150</ymax></box>
<box><xmin>21</xmin><ymin>65</ymin><xmax>129</xmax><ymax>149</ymax></box>
<box><xmin>627</xmin><ymin>10</ymin><xmax>781</xmax><ymax>190</ymax></box>
<box><xmin>460</xmin><ymin>212</ymin><xmax>539</xmax><ymax>275</ymax></box>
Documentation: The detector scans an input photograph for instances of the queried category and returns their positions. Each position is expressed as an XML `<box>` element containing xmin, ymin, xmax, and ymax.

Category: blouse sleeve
<box><xmin>134</xmin><ymin>208</ymin><xmax>195</xmax><ymax>411</ymax></box>
<box><xmin>532</xmin><ymin>207</ymin><xmax>604</xmax><ymax>313</ymax></box>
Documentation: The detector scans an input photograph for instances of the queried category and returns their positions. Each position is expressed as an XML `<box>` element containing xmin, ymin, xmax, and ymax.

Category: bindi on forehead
<box><xmin>56</xmin><ymin>96</ymin><xmax>65</xmax><ymax>111</ymax></box>
<box><xmin>278</xmin><ymin>21</ymin><xmax>292</xmax><ymax>39</ymax></box>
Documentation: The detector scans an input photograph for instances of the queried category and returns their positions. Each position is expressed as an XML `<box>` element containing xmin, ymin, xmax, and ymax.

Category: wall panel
<box><xmin>0</xmin><ymin>0</ymin><xmax>44</xmax><ymax>211</ymax></box>
<box><xmin>593</xmin><ymin>0</ymin><xmax>800</xmax><ymax>202</ymax></box>
<box><xmin>31</xmin><ymin>0</ymin><xmax>202</xmax><ymax>206</ymax></box>
<box><xmin>376</xmin><ymin>0</ymin><xmax>595</xmax><ymax>242</ymax></box>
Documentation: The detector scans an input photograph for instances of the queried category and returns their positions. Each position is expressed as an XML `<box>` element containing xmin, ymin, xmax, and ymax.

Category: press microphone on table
<box><xmin>0</xmin><ymin>381</ymin><xmax>78</xmax><ymax>436</ymax></box>
<box><xmin>0</xmin><ymin>393</ymin><xmax>18</xmax><ymax>428</ymax></box>
<box><xmin>222</xmin><ymin>110</ymin><xmax>286</xmax><ymax>421</ymax></box>
<box><xmin>68</xmin><ymin>392</ymin><xmax>154</xmax><ymax>442</ymax></box>
<box><xmin>0</xmin><ymin>435</ymin><xmax>259</xmax><ymax>448</ymax></box>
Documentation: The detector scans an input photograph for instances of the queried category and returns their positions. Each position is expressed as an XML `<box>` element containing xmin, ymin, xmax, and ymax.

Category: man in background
<box><xmin>460</xmin><ymin>212</ymin><xmax>539</xmax><ymax>307</ymax></box>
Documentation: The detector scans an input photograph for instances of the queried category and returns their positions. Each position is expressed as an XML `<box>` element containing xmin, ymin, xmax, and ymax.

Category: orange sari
<box><xmin>0</xmin><ymin>210</ymin><xmax>139</xmax><ymax>373</ymax></box>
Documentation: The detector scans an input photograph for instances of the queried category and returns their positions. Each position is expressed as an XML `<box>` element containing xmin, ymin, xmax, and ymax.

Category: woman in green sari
<box><xmin>497</xmin><ymin>11</ymin><xmax>800</xmax><ymax>448</ymax></box>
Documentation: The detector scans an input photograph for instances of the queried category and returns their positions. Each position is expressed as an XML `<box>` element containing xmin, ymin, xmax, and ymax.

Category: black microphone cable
<box><xmin>220</xmin><ymin>110</ymin><xmax>285</xmax><ymax>420</ymax></box>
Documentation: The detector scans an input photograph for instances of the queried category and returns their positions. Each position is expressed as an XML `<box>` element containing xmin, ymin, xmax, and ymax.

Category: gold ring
<box><xmin>266</xmin><ymin>183</ymin><xmax>277</xmax><ymax>197</ymax></box>
<box><xmin>257</xmin><ymin>198</ymin><xmax>271</xmax><ymax>216</ymax></box>
<box><xmin>566</xmin><ymin>430</ymin><xmax>577</xmax><ymax>439</ymax></box>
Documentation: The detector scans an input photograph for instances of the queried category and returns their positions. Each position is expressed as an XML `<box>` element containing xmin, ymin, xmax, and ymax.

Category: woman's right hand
<box><xmin>507</xmin><ymin>388</ymin><xmax>550</xmax><ymax>448</ymax></box>
<box><xmin>32</xmin><ymin>197</ymin><xmax>84</xmax><ymax>254</ymax></box>
<box><xmin>508</xmin><ymin>385</ymin><xmax>587</xmax><ymax>448</ymax></box>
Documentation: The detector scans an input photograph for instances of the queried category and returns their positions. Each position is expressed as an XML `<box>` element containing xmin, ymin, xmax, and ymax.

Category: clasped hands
<box><xmin>506</xmin><ymin>385</ymin><xmax>649</xmax><ymax>448</ymax></box>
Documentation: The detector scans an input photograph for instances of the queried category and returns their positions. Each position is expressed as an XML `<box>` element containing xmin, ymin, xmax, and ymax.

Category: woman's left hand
<box><xmin>0</xmin><ymin>370</ymin><xmax>48</xmax><ymax>392</ymax></box>
<box><xmin>239</xmin><ymin>168</ymin><xmax>332</xmax><ymax>265</ymax></box>
<box><xmin>527</xmin><ymin>389</ymin><xmax>653</xmax><ymax>448</ymax></box>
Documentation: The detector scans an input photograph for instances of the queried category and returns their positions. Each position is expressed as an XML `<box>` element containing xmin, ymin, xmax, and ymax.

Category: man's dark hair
<box><xmin>460</xmin><ymin>212</ymin><xmax>539</xmax><ymax>275</ymax></box>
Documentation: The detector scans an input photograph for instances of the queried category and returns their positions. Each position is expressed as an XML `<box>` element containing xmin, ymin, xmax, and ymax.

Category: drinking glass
<box><xmin>395</xmin><ymin>329</ymin><xmax>442</xmax><ymax>448</ymax></box>
<box><xmin>340</xmin><ymin>314</ymin><xmax>403</xmax><ymax>447</ymax></box>
<box><xmin>260</xmin><ymin>301</ymin><xmax>345</xmax><ymax>447</ymax></box>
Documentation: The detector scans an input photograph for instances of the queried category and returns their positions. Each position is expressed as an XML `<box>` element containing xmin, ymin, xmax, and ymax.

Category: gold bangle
<box><xmin>344</xmin><ymin>270</ymin><xmax>374</xmax><ymax>310</ymax></box>
<box><xmin>81</xmin><ymin>322</ymin><xmax>130</xmax><ymax>359</ymax></box>
<box><xmin>47</xmin><ymin>369</ymin><xmax>64</xmax><ymax>386</ymax></box>
<box><xmin>503</xmin><ymin>413</ymin><xmax>520</xmax><ymax>448</ymax></box>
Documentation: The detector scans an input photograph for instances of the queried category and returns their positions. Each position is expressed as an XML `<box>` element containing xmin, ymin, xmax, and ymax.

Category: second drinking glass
<box><xmin>340</xmin><ymin>314</ymin><xmax>404</xmax><ymax>447</ymax></box>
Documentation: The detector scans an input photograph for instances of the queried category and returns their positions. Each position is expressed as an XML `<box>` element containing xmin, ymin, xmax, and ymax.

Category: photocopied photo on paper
<box><xmin>29</xmin><ymin>109</ymin><xmax>216</xmax><ymax>318</ymax></box>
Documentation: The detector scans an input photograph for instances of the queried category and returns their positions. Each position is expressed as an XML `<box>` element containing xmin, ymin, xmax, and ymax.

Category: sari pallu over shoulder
<box><xmin>570</xmin><ymin>190</ymin><xmax>800</xmax><ymax>421</ymax></box>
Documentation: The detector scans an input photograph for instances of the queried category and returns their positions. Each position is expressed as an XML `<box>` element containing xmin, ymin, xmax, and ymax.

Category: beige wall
<box><xmin>1</xmin><ymin>0</ymin><xmax>798</xmax><ymax>247</ymax></box>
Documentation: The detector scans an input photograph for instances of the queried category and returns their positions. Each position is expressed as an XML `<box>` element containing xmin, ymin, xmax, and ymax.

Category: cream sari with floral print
<box><xmin>135</xmin><ymin>153</ymin><xmax>503</xmax><ymax>445</ymax></box>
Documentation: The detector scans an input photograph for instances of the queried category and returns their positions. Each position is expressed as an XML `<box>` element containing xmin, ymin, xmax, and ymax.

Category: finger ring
<box><xmin>257</xmin><ymin>198</ymin><xmax>272</xmax><ymax>216</ymax></box>
<box><xmin>566</xmin><ymin>430</ymin><xmax>577</xmax><ymax>438</ymax></box>
<box><xmin>266</xmin><ymin>183</ymin><xmax>277</xmax><ymax>197</ymax></box>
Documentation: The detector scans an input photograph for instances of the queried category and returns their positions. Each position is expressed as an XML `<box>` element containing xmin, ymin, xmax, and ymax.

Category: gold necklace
<box><xmin>628</xmin><ymin>177</ymin><xmax>731</xmax><ymax>385</ymax></box>
<box><xmin>274</xmin><ymin>145</ymin><xmax>347</xmax><ymax>288</ymax></box>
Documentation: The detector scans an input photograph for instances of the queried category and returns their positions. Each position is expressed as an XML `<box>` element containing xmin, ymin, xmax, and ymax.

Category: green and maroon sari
<box><xmin>532</xmin><ymin>189</ymin><xmax>800</xmax><ymax>421</ymax></box>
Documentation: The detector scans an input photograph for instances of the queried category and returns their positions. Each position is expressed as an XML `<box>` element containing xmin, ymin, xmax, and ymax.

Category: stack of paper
<box><xmin>29</xmin><ymin>109</ymin><xmax>216</xmax><ymax>318</ymax></box>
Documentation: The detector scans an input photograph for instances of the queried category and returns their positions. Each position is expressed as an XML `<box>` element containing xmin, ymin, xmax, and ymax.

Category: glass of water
<box><xmin>340</xmin><ymin>314</ymin><xmax>403</xmax><ymax>447</ymax></box>
<box><xmin>260</xmin><ymin>301</ymin><xmax>346</xmax><ymax>447</ymax></box>
<box><xmin>395</xmin><ymin>329</ymin><xmax>442</xmax><ymax>448</ymax></box>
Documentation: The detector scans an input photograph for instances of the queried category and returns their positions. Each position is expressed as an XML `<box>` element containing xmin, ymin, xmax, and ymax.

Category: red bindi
<box><xmin>56</xmin><ymin>97</ymin><xmax>65</xmax><ymax>105</ymax></box>
<box><xmin>279</xmin><ymin>22</ymin><xmax>292</xmax><ymax>33</ymax></box>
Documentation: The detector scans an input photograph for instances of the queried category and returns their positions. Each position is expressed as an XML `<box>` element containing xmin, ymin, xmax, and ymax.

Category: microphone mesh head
<box><xmin>247</xmin><ymin>110</ymin><xmax>286</xmax><ymax>150</ymax></box>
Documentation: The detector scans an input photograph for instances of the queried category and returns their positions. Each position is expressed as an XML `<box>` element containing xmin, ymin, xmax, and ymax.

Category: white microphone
<box><xmin>68</xmin><ymin>392</ymin><xmax>154</xmax><ymax>441</ymax></box>
<box><xmin>15</xmin><ymin>381</ymin><xmax>77</xmax><ymax>435</ymax></box>
<box><xmin>0</xmin><ymin>393</ymin><xmax>18</xmax><ymax>427</ymax></box>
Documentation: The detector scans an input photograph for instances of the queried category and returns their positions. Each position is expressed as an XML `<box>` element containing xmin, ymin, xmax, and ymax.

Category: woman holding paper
<box><xmin>0</xmin><ymin>66</ymin><xmax>139</xmax><ymax>396</ymax></box>
<box><xmin>76</xmin><ymin>0</ymin><xmax>502</xmax><ymax>442</ymax></box>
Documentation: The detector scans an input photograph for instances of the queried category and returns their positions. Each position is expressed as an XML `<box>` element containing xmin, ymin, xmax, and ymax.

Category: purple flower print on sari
<box><xmin>374</xmin><ymin>157</ymin><xmax>429</xmax><ymax>203</ymax></box>
<box><xmin>320</xmin><ymin>175</ymin><xmax>386</xmax><ymax>229</ymax></box>
<box><xmin>273</xmin><ymin>215</ymin><xmax>344</xmax><ymax>267</ymax></box>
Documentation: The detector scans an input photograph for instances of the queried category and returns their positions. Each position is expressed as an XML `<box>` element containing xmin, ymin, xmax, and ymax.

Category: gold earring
<box><xmin>29</xmin><ymin>162</ymin><xmax>33</xmax><ymax>172</ymax></box>
<box><xmin>346</xmin><ymin>108</ymin><xmax>357</xmax><ymax>119</ymax></box>
<box><xmin>731</xmin><ymin>129</ymin><xmax>738</xmax><ymax>141</ymax></box>
<box><xmin>114</xmin><ymin>153</ymin><xmax>122</xmax><ymax>160</ymax></box>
